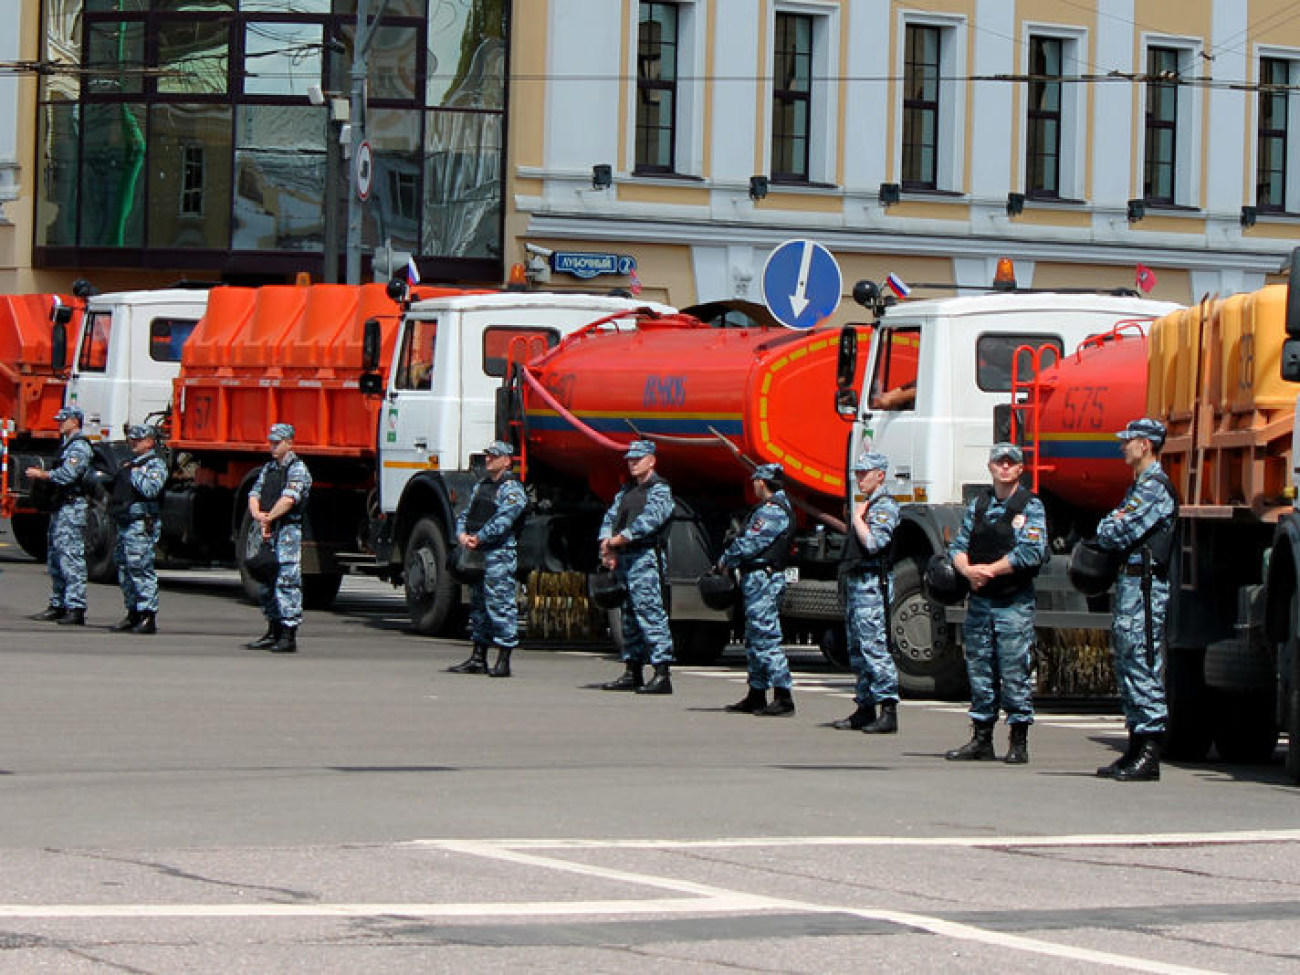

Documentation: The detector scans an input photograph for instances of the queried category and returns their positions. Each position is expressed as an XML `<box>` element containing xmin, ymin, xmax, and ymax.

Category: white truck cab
<box><xmin>65</xmin><ymin>289</ymin><xmax>210</xmax><ymax>440</ymax></box>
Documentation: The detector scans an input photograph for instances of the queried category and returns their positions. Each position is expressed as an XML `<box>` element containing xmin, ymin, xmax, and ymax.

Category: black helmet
<box><xmin>1067</xmin><ymin>540</ymin><xmax>1122</xmax><ymax>597</ymax></box>
<box><xmin>697</xmin><ymin>569</ymin><xmax>738</xmax><ymax>610</ymax></box>
<box><xmin>446</xmin><ymin>545</ymin><xmax>486</xmax><ymax>584</ymax></box>
<box><xmin>588</xmin><ymin>569</ymin><xmax>627</xmax><ymax>610</ymax></box>
<box><xmin>924</xmin><ymin>554</ymin><xmax>969</xmax><ymax>606</ymax></box>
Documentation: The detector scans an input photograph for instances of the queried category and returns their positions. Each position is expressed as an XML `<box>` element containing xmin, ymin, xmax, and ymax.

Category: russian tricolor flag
<box><xmin>884</xmin><ymin>272</ymin><xmax>911</xmax><ymax>299</ymax></box>
<box><xmin>406</xmin><ymin>256</ymin><xmax>421</xmax><ymax>286</ymax></box>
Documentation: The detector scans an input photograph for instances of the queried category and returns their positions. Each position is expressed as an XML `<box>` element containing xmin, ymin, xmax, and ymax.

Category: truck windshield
<box><xmin>77</xmin><ymin>311</ymin><xmax>112</xmax><ymax>373</ymax></box>
<box><xmin>869</xmin><ymin>327</ymin><xmax>920</xmax><ymax>411</ymax></box>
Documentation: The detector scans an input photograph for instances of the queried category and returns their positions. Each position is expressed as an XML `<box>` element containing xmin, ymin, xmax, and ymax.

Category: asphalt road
<box><xmin>1</xmin><ymin>528</ymin><xmax>1298</xmax><ymax>974</ymax></box>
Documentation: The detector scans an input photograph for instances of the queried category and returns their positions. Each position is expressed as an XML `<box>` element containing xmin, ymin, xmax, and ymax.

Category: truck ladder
<box><xmin>1008</xmin><ymin>343</ymin><xmax>1061</xmax><ymax>493</ymax></box>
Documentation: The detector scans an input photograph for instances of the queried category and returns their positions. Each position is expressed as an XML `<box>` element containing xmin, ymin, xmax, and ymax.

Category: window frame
<box><xmin>634</xmin><ymin>1</ymin><xmax>679</xmax><ymax>175</ymax></box>
<box><xmin>482</xmin><ymin>326</ymin><xmax>559</xmax><ymax>378</ymax></box>
<box><xmin>148</xmin><ymin>317</ymin><xmax>199</xmax><ymax>363</ymax></box>
<box><xmin>1139</xmin><ymin>37</ymin><xmax>1202</xmax><ymax>209</ymax></box>
<box><xmin>975</xmin><ymin>333</ymin><xmax>1064</xmax><ymax>394</ymax></box>
<box><xmin>1256</xmin><ymin>54</ymin><xmax>1294</xmax><ymax>213</ymax></box>
<box><xmin>897</xmin><ymin>12</ymin><xmax>966</xmax><ymax>195</ymax></box>
<box><xmin>771</xmin><ymin>10</ymin><xmax>813</xmax><ymax>183</ymax></box>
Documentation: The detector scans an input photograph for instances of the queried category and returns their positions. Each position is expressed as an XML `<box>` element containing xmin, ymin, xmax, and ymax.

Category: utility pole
<box><xmin>345</xmin><ymin>0</ymin><xmax>391</xmax><ymax>284</ymax></box>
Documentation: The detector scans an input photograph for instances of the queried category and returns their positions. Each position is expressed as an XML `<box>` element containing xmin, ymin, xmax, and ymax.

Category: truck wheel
<box><xmin>1213</xmin><ymin>689</ymin><xmax>1279</xmax><ymax>763</ymax></box>
<box><xmin>303</xmin><ymin>573</ymin><xmax>343</xmax><ymax>610</ymax></box>
<box><xmin>1164</xmin><ymin>648</ymin><xmax>1213</xmax><ymax>761</ymax></box>
<box><xmin>1286</xmin><ymin>637</ymin><xmax>1300</xmax><ymax>783</ymax></box>
<box><xmin>819</xmin><ymin>623</ymin><xmax>850</xmax><ymax>669</ymax></box>
<box><xmin>405</xmin><ymin>517</ymin><xmax>457</xmax><ymax>635</ymax></box>
<box><xmin>84</xmin><ymin>501</ymin><xmax>118</xmax><ymax>585</ymax></box>
<box><xmin>889</xmin><ymin>556</ymin><xmax>967</xmax><ymax>699</ymax></box>
<box><xmin>670</xmin><ymin>620</ymin><xmax>730</xmax><ymax>665</ymax></box>
<box><xmin>235</xmin><ymin>510</ymin><xmax>265</xmax><ymax>604</ymax></box>
<box><xmin>10</xmin><ymin>513</ymin><xmax>49</xmax><ymax>561</ymax></box>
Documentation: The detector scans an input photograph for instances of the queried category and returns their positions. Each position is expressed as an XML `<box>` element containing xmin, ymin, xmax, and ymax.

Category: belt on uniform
<box><xmin>741</xmin><ymin>565</ymin><xmax>777</xmax><ymax>576</ymax></box>
<box><xmin>1123</xmin><ymin>564</ymin><xmax>1168</xmax><ymax>579</ymax></box>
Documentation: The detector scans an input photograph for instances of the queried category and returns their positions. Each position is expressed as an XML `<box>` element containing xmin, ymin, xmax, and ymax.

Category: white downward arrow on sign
<box><xmin>789</xmin><ymin>241</ymin><xmax>813</xmax><ymax>317</ymax></box>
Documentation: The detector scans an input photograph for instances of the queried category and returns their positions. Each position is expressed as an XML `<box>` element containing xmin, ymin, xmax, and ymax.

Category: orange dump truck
<box><xmin>160</xmin><ymin>281</ymin><xmax>467</xmax><ymax>606</ymax></box>
<box><xmin>1016</xmin><ymin>266</ymin><xmax>1300</xmax><ymax>780</ymax></box>
<box><xmin>0</xmin><ymin>294</ymin><xmax>80</xmax><ymax>560</ymax></box>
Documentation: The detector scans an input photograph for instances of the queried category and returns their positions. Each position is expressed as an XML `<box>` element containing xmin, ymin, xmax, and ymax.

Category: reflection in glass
<box><xmin>150</xmin><ymin>104</ymin><xmax>233</xmax><ymax>249</ymax></box>
<box><xmin>241</xmin><ymin>0</ymin><xmax>329</xmax><ymax>12</ymax></box>
<box><xmin>243</xmin><ymin>21</ymin><xmax>322</xmax><ymax>97</ymax></box>
<box><xmin>43</xmin><ymin>0</ymin><xmax>84</xmax><ymax>101</ymax></box>
<box><xmin>155</xmin><ymin>0</ymin><xmax>236</xmax><ymax>11</ymax></box>
<box><xmin>423</xmin><ymin>109</ymin><xmax>501</xmax><ymax>259</ymax></box>
<box><xmin>426</xmin><ymin>0</ymin><xmax>505</xmax><ymax>109</ymax></box>
<box><xmin>363</xmin><ymin>109</ymin><xmax>421</xmax><ymax>253</ymax></box>
<box><xmin>233</xmin><ymin>104</ymin><xmax>325</xmax><ymax>251</ymax></box>
<box><xmin>158</xmin><ymin>19</ymin><xmax>230</xmax><ymax>94</ymax></box>
<box><xmin>86</xmin><ymin>0</ymin><xmax>146</xmax><ymax>12</ymax></box>
<box><xmin>87</xmin><ymin>20</ymin><xmax>146</xmax><ymax>95</ymax></box>
<box><xmin>37</xmin><ymin>102</ymin><xmax>80</xmax><ymax>247</ymax></box>
<box><xmin>329</xmin><ymin>25</ymin><xmax>420</xmax><ymax>102</ymax></box>
<box><xmin>81</xmin><ymin>102</ymin><xmax>147</xmax><ymax>247</ymax></box>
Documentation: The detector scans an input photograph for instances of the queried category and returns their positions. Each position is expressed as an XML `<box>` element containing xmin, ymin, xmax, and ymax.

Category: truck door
<box><xmin>862</xmin><ymin>324</ymin><xmax>922</xmax><ymax>499</ymax></box>
<box><xmin>379</xmin><ymin>315</ymin><xmax>443</xmax><ymax>512</ymax></box>
<box><xmin>67</xmin><ymin>308</ymin><xmax>121</xmax><ymax>440</ymax></box>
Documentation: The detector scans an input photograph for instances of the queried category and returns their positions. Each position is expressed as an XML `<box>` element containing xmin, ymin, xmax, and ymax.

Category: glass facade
<box><xmin>36</xmin><ymin>0</ymin><xmax>507</xmax><ymax>281</ymax></box>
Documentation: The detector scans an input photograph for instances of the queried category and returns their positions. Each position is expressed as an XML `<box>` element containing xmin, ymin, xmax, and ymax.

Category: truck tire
<box><xmin>819</xmin><ymin>623</ymin><xmax>850</xmax><ymax>669</ymax></box>
<box><xmin>303</xmin><ymin>572</ymin><xmax>343</xmax><ymax>610</ymax></box>
<box><xmin>1286</xmin><ymin>637</ymin><xmax>1300</xmax><ymax>783</ymax></box>
<box><xmin>1164</xmin><ymin>647</ymin><xmax>1213</xmax><ymax>761</ymax></box>
<box><xmin>889</xmin><ymin>556</ymin><xmax>967</xmax><ymax>699</ymax></box>
<box><xmin>235</xmin><ymin>510</ymin><xmax>265</xmax><ymax>604</ymax></box>
<box><xmin>84</xmin><ymin>500</ymin><xmax>118</xmax><ymax>585</ymax></box>
<box><xmin>10</xmin><ymin>513</ymin><xmax>49</xmax><ymax>561</ymax></box>
<box><xmin>405</xmin><ymin>517</ymin><xmax>458</xmax><ymax>636</ymax></box>
<box><xmin>670</xmin><ymin>620</ymin><xmax>730</xmax><ymax>666</ymax></box>
<box><xmin>1213</xmin><ymin>689</ymin><xmax>1279</xmax><ymax>764</ymax></box>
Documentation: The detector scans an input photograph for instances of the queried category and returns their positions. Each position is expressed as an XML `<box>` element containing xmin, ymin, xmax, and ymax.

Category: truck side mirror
<box><xmin>362</xmin><ymin>318</ymin><xmax>381</xmax><ymax>372</ymax></box>
<box><xmin>1287</xmin><ymin>247</ymin><xmax>1300</xmax><ymax>338</ymax></box>
<box><xmin>834</xmin><ymin>326</ymin><xmax>859</xmax><ymax>417</ymax></box>
<box><xmin>51</xmin><ymin>321</ymin><xmax>67</xmax><ymax>373</ymax></box>
<box><xmin>1282</xmin><ymin>338</ymin><xmax>1300</xmax><ymax>383</ymax></box>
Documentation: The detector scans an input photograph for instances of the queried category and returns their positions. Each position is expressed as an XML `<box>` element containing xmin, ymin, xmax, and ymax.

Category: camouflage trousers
<box><xmin>468</xmin><ymin>548</ymin><xmax>519</xmax><ymax>650</ymax></box>
<box><xmin>115</xmin><ymin>516</ymin><xmax>161</xmax><ymax>613</ymax></box>
<box><xmin>47</xmin><ymin>497</ymin><xmax>88</xmax><ymax>611</ymax></box>
<box><xmin>617</xmin><ymin>547</ymin><xmax>674</xmax><ymax>667</ymax></box>
<box><xmin>1113</xmin><ymin>574</ymin><xmax>1169</xmax><ymax>734</ymax></box>
<box><xmin>845</xmin><ymin>570</ymin><xmax>898</xmax><ymax>705</ymax></box>
<box><xmin>740</xmin><ymin>568</ymin><xmax>791</xmax><ymax>690</ymax></box>
<box><xmin>962</xmin><ymin>591</ymin><xmax>1036</xmax><ymax>725</ymax></box>
<box><xmin>259</xmin><ymin>523</ymin><xmax>303</xmax><ymax>629</ymax></box>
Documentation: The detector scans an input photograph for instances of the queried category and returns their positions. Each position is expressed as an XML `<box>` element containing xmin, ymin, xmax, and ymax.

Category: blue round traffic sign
<box><xmin>761</xmin><ymin>239</ymin><xmax>842</xmax><ymax>329</ymax></box>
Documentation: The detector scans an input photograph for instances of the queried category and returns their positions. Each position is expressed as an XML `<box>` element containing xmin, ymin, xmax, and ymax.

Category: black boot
<box><xmin>131</xmin><ymin>612</ymin><xmax>157</xmax><ymax>635</ymax></box>
<box><xmin>832</xmin><ymin>703</ymin><xmax>876</xmax><ymax>730</ymax></box>
<box><xmin>56</xmin><ymin>609</ymin><xmax>85</xmax><ymax>626</ymax></box>
<box><xmin>946</xmin><ymin>720</ymin><xmax>997</xmax><ymax>761</ymax></box>
<box><xmin>601</xmin><ymin>664</ymin><xmax>644</xmax><ymax>691</ymax></box>
<box><xmin>269</xmin><ymin>626</ymin><xmax>298</xmax><ymax>653</ymax></box>
<box><xmin>246</xmin><ymin>622</ymin><xmax>281</xmax><ymax>650</ymax></box>
<box><xmin>31</xmin><ymin>605</ymin><xmax>66</xmax><ymax>622</ymax></box>
<box><xmin>1004</xmin><ymin>723</ymin><xmax>1029</xmax><ymax>764</ymax></box>
<box><xmin>448</xmin><ymin>644</ymin><xmax>489</xmax><ymax>674</ymax></box>
<box><xmin>111</xmin><ymin>610</ymin><xmax>141</xmax><ymax>632</ymax></box>
<box><xmin>755</xmin><ymin>686</ymin><xmax>795</xmax><ymax>716</ymax></box>
<box><xmin>636</xmin><ymin>664</ymin><xmax>673</xmax><ymax>695</ymax></box>
<box><xmin>488</xmin><ymin>647</ymin><xmax>512</xmax><ymax>678</ymax></box>
<box><xmin>1096</xmin><ymin>728</ymin><xmax>1138</xmax><ymax>778</ymax></box>
<box><xmin>862</xmin><ymin>701</ymin><xmax>899</xmax><ymax>734</ymax></box>
<box><xmin>1114</xmin><ymin>733</ymin><xmax>1162</xmax><ymax>781</ymax></box>
<box><xmin>725</xmin><ymin>687</ymin><xmax>768</xmax><ymax>713</ymax></box>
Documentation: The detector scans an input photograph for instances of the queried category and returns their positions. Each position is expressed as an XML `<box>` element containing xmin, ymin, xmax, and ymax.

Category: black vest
<box><xmin>53</xmin><ymin>434</ymin><xmax>91</xmax><ymax>504</ymax></box>
<box><xmin>967</xmin><ymin>486</ymin><xmax>1039</xmax><ymax>600</ymax></box>
<box><xmin>613</xmin><ymin>474</ymin><xmax>669</xmax><ymax>548</ymax></box>
<box><xmin>1128</xmin><ymin>470</ymin><xmax>1180</xmax><ymax>577</ymax></box>
<box><xmin>739</xmin><ymin>493</ymin><xmax>795</xmax><ymax>571</ymax></box>
<box><xmin>258</xmin><ymin>462</ymin><xmax>301</xmax><ymax>524</ymax></box>
<box><xmin>464</xmin><ymin>474</ymin><xmax>524</xmax><ymax>538</ymax></box>
<box><xmin>842</xmin><ymin>494</ymin><xmax>894</xmax><ymax>573</ymax></box>
<box><xmin>109</xmin><ymin>452</ymin><xmax>160</xmax><ymax>519</ymax></box>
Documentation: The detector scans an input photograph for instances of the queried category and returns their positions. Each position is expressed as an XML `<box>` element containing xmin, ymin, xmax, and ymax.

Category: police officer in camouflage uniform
<box><xmin>598</xmin><ymin>440</ymin><xmax>677</xmax><ymax>695</ymax></box>
<box><xmin>27</xmin><ymin>406</ymin><xmax>93</xmax><ymax>626</ymax></box>
<box><xmin>1094</xmin><ymin>418</ymin><xmax>1178</xmax><ymax>782</ymax></box>
<box><xmin>834</xmin><ymin>451</ymin><xmax>902</xmax><ymax>734</ymax></box>
<box><xmin>246</xmin><ymin>424</ymin><xmax>312</xmax><ymax>653</ymax></box>
<box><xmin>720</xmin><ymin>463</ymin><xmax>797</xmax><ymax>716</ymax></box>
<box><xmin>945</xmin><ymin>443</ymin><xmax>1047</xmax><ymax>764</ymax></box>
<box><xmin>108</xmin><ymin>425</ymin><xmax>168</xmax><ymax>634</ymax></box>
<box><xmin>448</xmin><ymin>440</ymin><xmax>528</xmax><ymax>678</ymax></box>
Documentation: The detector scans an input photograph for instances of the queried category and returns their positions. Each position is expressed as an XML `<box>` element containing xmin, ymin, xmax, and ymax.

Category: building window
<box><xmin>1144</xmin><ymin>46</ymin><xmax>1179</xmax><ymax>204</ymax></box>
<box><xmin>771</xmin><ymin>12</ymin><xmax>812</xmax><ymax>182</ymax></box>
<box><xmin>1026</xmin><ymin>36</ymin><xmax>1062</xmax><ymax>198</ymax></box>
<box><xmin>902</xmin><ymin>25</ymin><xmax>939</xmax><ymax>190</ymax></box>
<box><xmin>636</xmin><ymin>2</ymin><xmax>678</xmax><ymax>174</ymax></box>
<box><xmin>180</xmin><ymin>145</ymin><xmax>205</xmax><ymax>216</ymax></box>
<box><xmin>1258</xmin><ymin>57</ymin><xmax>1289</xmax><ymax>212</ymax></box>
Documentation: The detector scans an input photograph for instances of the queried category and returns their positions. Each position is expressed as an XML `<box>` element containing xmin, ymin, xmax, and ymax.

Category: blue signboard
<box><xmin>761</xmin><ymin>239</ymin><xmax>843</xmax><ymax>330</ymax></box>
<box><xmin>552</xmin><ymin>251</ymin><xmax>637</xmax><ymax>279</ymax></box>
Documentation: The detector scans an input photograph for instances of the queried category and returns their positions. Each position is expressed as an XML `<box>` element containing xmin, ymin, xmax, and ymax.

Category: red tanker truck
<box><xmin>1010</xmin><ymin>263</ymin><xmax>1300</xmax><ymax>780</ymax></box>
